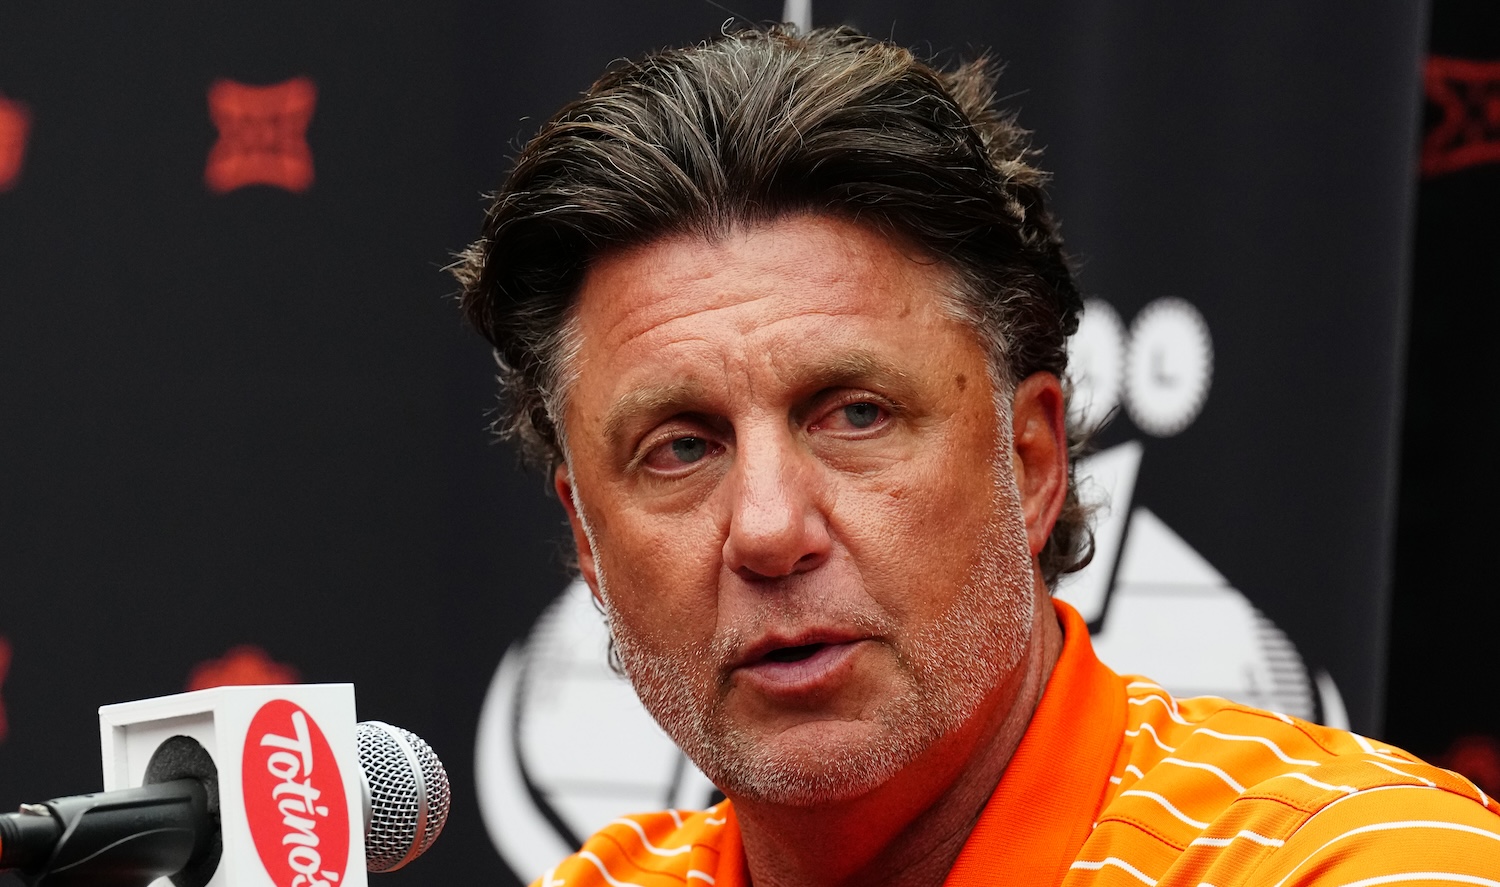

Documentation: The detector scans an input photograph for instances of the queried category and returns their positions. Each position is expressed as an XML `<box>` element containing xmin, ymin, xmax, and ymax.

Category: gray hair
<box><xmin>452</xmin><ymin>25</ymin><xmax>1092</xmax><ymax>585</ymax></box>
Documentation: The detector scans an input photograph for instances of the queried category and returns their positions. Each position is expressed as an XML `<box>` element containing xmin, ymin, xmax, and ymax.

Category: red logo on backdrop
<box><xmin>243</xmin><ymin>700</ymin><xmax>351</xmax><ymax>887</ymax></box>
<box><xmin>0</xmin><ymin>636</ymin><xmax>11</xmax><ymax>743</ymax></box>
<box><xmin>205</xmin><ymin>77</ymin><xmax>317</xmax><ymax>194</ymax></box>
<box><xmin>1438</xmin><ymin>733</ymin><xmax>1500</xmax><ymax>797</ymax></box>
<box><xmin>187</xmin><ymin>644</ymin><xmax>300</xmax><ymax>691</ymax></box>
<box><xmin>0</xmin><ymin>94</ymin><xmax>31</xmax><ymax>192</ymax></box>
<box><xmin>1422</xmin><ymin>55</ymin><xmax>1500</xmax><ymax>178</ymax></box>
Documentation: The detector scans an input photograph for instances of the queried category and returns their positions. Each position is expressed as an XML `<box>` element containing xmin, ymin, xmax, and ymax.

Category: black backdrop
<box><xmin>0</xmin><ymin>2</ymin><xmax>1464</xmax><ymax>885</ymax></box>
<box><xmin>1387</xmin><ymin>1</ymin><xmax>1500</xmax><ymax>775</ymax></box>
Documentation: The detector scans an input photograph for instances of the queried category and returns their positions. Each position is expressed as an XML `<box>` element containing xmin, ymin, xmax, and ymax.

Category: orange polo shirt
<box><xmin>535</xmin><ymin>601</ymin><xmax>1500</xmax><ymax>886</ymax></box>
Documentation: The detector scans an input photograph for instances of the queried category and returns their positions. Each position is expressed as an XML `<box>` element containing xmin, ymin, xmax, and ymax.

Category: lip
<box><xmin>730</xmin><ymin>631</ymin><xmax>869</xmax><ymax>696</ymax></box>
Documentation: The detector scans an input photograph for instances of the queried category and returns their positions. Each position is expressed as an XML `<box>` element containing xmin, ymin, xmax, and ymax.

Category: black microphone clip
<box><xmin>0</xmin><ymin>735</ymin><xmax>221</xmax><ymax>887</ymax></box>
<box><xmin>0</xmin><ymin>780</ymin><xmax>211</xmax><ymax>887</ymax></box>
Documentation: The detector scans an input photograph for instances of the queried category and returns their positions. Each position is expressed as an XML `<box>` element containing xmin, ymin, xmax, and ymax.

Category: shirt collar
<box><xmin>942</xmin><ymin>598</ymin><xmax>1126</xmax><ymax>886</ymax></box>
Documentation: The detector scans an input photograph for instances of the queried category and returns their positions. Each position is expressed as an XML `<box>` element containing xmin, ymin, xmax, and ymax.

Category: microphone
<box><xmin>0</xmin><ymin>721</ymin><xmax>449</xmax><ymax>887</ymax></box>
<box><xmin>356</xmin><ymin>721</ymin><xmax>449</xmax><ymax>873</ymax></box>
<box><xmin>0</xmin><ymin>685</ymin><xmax>450</xmax><ymax>887</ymax></box>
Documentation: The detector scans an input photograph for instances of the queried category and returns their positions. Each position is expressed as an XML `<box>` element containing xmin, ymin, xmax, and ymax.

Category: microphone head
<box><xmin>356</xmin><ymin>721</ymin><xmax>451</xmax><ymax>872</ymax></box>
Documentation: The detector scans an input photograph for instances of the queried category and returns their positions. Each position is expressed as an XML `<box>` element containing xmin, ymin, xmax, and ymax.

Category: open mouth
<box><xmin>763</xmin><ymin>643</ymin><xmax>826</xmax><ymax>663</ymax></box>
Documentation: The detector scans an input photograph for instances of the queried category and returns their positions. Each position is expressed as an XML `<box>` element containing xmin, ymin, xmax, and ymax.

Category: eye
<box><xmin>842</xmin><ymin>402</ymin><xmax>882</xmax><ymax>429</ymax></box>
<box><xmin>810</xmin><ymin>398</ymin><xmax>891</xmax><ymax>434</ymax></box>
<box><xmin>670</xmin><ymin>437</ymin><xmax>709</xmax><ymax>463</ymax></box>
<box><xmin>641</xmin><ymin>434</ymin><xmax>720</xmax><ymax>473</ymax></box>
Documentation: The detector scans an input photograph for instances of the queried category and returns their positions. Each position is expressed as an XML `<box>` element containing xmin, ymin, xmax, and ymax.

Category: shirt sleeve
<box><xmin>1250</xmin><ymin>783</ymin><xmax>1500</xmax><ymax>885</ymax></box>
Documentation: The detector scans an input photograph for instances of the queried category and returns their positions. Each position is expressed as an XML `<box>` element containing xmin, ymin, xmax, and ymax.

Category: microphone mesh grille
<box><xmin>357</xmin><ymin>721</ymin><xmax>451</xmax><ymax>872</ymax></box>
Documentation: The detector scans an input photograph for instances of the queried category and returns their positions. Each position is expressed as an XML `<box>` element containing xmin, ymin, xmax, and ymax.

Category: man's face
<box><xmin>556</xmin><ymin>214</ymin><xmax>1046</xmax><ymax>806</ymax></box>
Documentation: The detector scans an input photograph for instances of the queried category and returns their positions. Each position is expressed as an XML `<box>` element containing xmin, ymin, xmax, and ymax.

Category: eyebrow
<box><xmin>598</xmin><ymin>350</ymin><xmax>916</xmax><ymax>450</ymax></box>
<box><xmin>602</xmin><ymin>381</ymin><xmax>713</xmax><ymax>452</ymax></box>
<box><xmin>812</xmin><ymin>352</ymin><xmax>913</xmax><ymax>389</ymax></box>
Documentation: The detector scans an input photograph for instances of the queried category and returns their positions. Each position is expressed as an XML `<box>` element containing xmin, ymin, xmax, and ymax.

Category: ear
<box><xmin>554</xmin><ymin>464</ymin><xmax>603</xmax><ymax>603</ymax></box>
<box><xmin>1010</xmin><ymin>372</ymin><xmax>1070</xmax><ymax>557</ymax></box>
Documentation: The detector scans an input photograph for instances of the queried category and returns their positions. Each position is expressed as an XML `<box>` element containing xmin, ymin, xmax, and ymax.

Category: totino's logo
<box><xmin>243</xmin><ymin>700</ymin><xmax>351</xmax><ymax>887</ymax></box>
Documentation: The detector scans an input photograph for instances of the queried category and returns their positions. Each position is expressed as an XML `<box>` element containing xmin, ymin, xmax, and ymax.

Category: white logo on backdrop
<box><xmin>1054</xmin><ymin>441</ymin><xmax>1345</xmax><ymax>726</ymax></box>
<box><xmin>476</xmin><ymin>580</ymin><xmax>717</xmax><ymax>881</ymax></box>
<box><xmin>1070</xmin><ymin>296</ymin><xmax>1214</xmax><ymax>437</ymax></box>
<box><xmin>1123</xmin><ymin>297</ymin><xmax>1214</xmax><ymax>436</ymax></box>
<box><xmin>474</xmin><ymin>290</ymin><xmax>1348</xmax><ymax>882</ymax></box>
<box><xmin>1057</xmin><ymin>297</ymin><xmax>1345</xmax><ymax>733</ymax></box>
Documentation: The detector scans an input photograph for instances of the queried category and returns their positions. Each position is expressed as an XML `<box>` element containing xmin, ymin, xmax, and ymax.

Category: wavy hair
<box><xmin>452</xmin><ymin>25</ymin><xmax>1093</xmax><ymax>586</ymax></box>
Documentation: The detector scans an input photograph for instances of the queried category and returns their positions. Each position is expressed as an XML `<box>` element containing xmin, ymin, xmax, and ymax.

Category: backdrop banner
<box><xmin>0</xmin><ymin>2</ymin><xmax>1425</xmax><ymax>885</ymax></box>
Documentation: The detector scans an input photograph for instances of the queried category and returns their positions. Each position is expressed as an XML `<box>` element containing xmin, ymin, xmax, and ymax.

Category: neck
<box><xmin>730</xmin><ymin>595</ymin><xmax>1065</xmax><ymax>887</ymax></box>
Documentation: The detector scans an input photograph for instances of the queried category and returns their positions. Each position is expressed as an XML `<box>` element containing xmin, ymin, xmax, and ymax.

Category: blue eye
<box><xmin>671</xmin><ymin>437</ymin><xmax>709</xmax><ymax>463</ymax></box>
<box><xmin>843</xmin><ymin>403</ymin><xmax>881</xmax><ymax>428</ymax></box>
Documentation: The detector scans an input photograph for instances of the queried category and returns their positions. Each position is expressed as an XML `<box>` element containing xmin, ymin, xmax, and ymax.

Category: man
<box><xmin>455</xmin><ymin>25</ymin><xmax>1500</xmax><ymax>887</ymax></box>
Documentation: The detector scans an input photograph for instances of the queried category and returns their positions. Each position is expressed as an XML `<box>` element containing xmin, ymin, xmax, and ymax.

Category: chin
<box><xmin>689</xmin><ymin>715</ymin><xmax>942</xmax><ymax>808</ymax></box>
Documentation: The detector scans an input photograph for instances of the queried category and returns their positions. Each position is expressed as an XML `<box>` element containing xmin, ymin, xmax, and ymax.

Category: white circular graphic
<box><xmin>1124</xmin><ymin>297</ymin><xmax>1213</xmax><ymax>437</ymax></box>
<box><xmin>1066</xmin><ymin>298</ymin><xmax>1126</xmax><ymax>433</ymax></box>
<box><xmin>474</xmin><ymin>581</ymin><xmax>718</xmax><ymax>883</ymax></box>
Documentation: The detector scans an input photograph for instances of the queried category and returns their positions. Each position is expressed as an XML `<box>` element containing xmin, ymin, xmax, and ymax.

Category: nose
<box><xmin>722</xmin><ymin>433</ymin><xmax>831</xmax><ymax>581</ymax></box>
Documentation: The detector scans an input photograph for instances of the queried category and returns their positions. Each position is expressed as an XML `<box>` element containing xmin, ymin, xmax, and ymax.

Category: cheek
<box><xmin>594</xmin><ymin>510</ymin><xmax>726</xmax><ymax>643</ymax></box>
<box><xmin>834</xmin><ymin>467</ymin><xmax>998</xmax><ymax>599</ymax></box>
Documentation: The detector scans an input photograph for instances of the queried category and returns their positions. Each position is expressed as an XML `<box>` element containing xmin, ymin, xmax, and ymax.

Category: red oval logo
<box><xmin>242</xmin><ymin>700</ymin><xmax>351</xmax><ymax>887</ymax></box>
